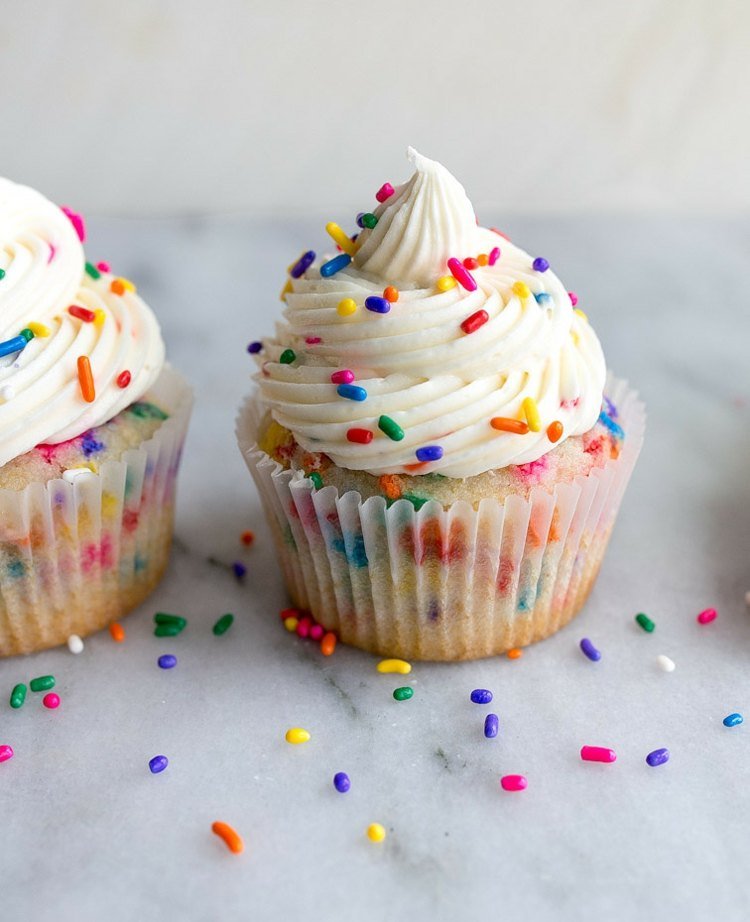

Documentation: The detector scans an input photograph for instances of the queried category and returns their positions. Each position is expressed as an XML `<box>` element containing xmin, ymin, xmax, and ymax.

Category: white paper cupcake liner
<box><xmin>0</xmin><ymin>364</ymin><xmax>193</xmax><ymax>656</ymax></box>
<box><xmin>236</xmin><ymin>374</ymin><xmax>644</xmax><ymax>661</ymax></box>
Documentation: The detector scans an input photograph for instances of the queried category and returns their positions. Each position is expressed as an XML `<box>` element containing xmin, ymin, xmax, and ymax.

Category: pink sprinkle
<box><xmin>61</xmin><ymin>206</ymin><xmax>86</xmax><ymax>242</ymax></box>
<box><xmin>331</xmin><ymin>369</ymin><xmax>355</xmax><ymax>385</ymax></box>
<box><xmin>96</xmin><ymin>261</ymin><xmax>111</xmax><ymax>273</ymax></box>
<box><xmin>375</xmin><ymin>182</ymin><xmax>394</xmax><ymax>203</ymax></box>
<box><xmin>447</xmin><ymin>257</ymin><xmax>477</xmax><ymax>292</ymax></box>
<box><xmin>0</xmin><ymin>744</ymin><xmax>13</xmax><ymax>763</ymax></box>
<box><xmin>580</xmin><ymin>745</ymin><xmax>616</xmax><ymax>763</ymax></box>
<box><xmin>43</xmin><ymin>693</ymin><xmax>60</xmax><ymax>709</ymax></box>
<box><xmin>568</xmin><ymin>291</ymin><xmax>578</xmax><ymax>306</ymax></box>
<box><xmin>697</xmin><ymin>608</ymin><xmax>717</xmax><ymax>624</ymax></box>
<box><xmin>310</xmin><ymin>623</ymin><xmax>324</xmax><ymax>641</ymax></box>
<box><xmin>296</xmin><ymin>616</ymin><xmax>312</xmax><ymax>639</ymax></box>
<box><xmin>500</xmin><ymin>774</ymin><xmax>527</xmax><ymax>792</ymax></box>
<box><xmin>490</xmin><ymin>227</ymin><xmax>510</xmax><ymax>240</ymax></box>
<box><xmin>47</xmin><ymin>243</ymin><xmax>57</xmax><ymax>263</ymax></box>
<box><xmin>488</xmin><ymin>246</ymin><xmax>501</xmax><ymax>266</ymax></box>
<box><xmin>305</xmin><ymin>336</ymin><xmax>322</xmax><ymax>345</ymax></box>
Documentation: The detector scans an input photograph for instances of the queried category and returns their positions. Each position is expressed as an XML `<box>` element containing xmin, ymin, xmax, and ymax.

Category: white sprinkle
<box><xmin>63</xmin><ymin>467</ymin><xmax>94</xmax><ymax>484</ymax></box>
<box><xmin>656</xmin><ymin>654</ymin><xmax>675</xmax><ymax>673</ymax></box>
<box><xmin>67</xmin><ymin>634</ymin><xmax>84</xmax><ymax>654</ymax></box>
<box><xmin>0</xmin><ymin>385</ymin><xmax>14</xmax><ymax>401</ymax></box>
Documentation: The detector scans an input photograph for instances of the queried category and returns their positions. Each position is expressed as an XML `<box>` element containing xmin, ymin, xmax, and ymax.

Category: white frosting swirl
<box><xmin>0</xmin><ymin>177</ymin><xmax>165</xmax><ymax>467</ymax></box>
<box><xmin>258</xmin><ymin>150</ymin><xmax>606</xmax><ymax>479</ymax></box>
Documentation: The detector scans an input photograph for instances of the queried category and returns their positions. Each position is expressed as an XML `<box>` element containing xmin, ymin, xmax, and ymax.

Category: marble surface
<box><xmin>2</xmin><ymin>214</ymin><xmax>749</xmax><ymax>922</ymax></box>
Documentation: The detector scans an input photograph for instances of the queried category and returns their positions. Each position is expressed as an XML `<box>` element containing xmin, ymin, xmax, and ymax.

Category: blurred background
<box><xmin>1</xmin><ymin>0</ymin><xmax>748</xmax><ymax>217</ymax></box>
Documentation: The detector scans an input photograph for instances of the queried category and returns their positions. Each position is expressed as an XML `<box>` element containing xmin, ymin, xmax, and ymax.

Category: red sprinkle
<box><xmin>116</xmin><ymin>370</ymin><xmax>132</xmax><ymax>388</ymax></box>
<box><xmin>68</xmin><ymin>305</ymin><xmax>96</xmax><ymax>323</ymax></box>
<box><xmin>697</xmin><ymin>608</ymin><xmax>717</xmax><ymax>624</ymax></box>
<box><xmin>463</xmin><ymin>257</ymin><xmax>479</xmax><ymax>270</ymax></box>
<box><xmin>331</xmin><ymin>369</ymin><xmax>355</xmax><ymax>385</ymax></box>
<box><xmin>240</xmin><ymin>530</ymin><xmax>255</xmax><ymax>546</ymax></box>
<box><xmin>375</xmin><ymin>182</ymin><xmax>394</xmax><ymax>203</ymax></box>
<box><xmin>461</xmin><ymin>310</ymin><xmax>489</xmax><ymax>335</ymax></box>
<box><xmin>305</xmin><ymin>336</ymin><xmax>322</xmax><ymax>345</ymax></box>
<box><xmin>447</xmin><ymin>257</ymin><xmax>477</xmax><ymax>292</ymax></box>
<box><xmin>280</xmin><ymin>607</ymin><xmax>301</xmax><ymax>620</ymax></box>
<box><xmin>488</xmin><ymin>246</ymin><xmax>501</xmax><ymax>266</ymax></box>
<box><xmin>347</xmin><ymin>428</ymin><xmax>373</xmax><ymax>444</ymax></box>
<box><xmin>490</xmin><ymin>227</ymin><xmax>510</xmax><ymax>240</ymax></box>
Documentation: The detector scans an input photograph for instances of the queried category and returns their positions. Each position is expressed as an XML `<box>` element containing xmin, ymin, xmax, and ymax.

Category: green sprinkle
<box><xmin>306</xmin><ymin>471</ymin><xmax>323</xmax><ymax>490</ymax></box>
<box><xmin>84</xmin><ymin>261</ymin><xmax>101</xmax><ymax>279</ymax></box>
<box><xmin>129</xmin><ymin>401</ymin><xmax>169</xmax><ymax>420</ymax></box>
<box><xmin>378</xmin><ymin>415</ymin><xmax>404</xmax><ymax>441</ymax></box>
<box><xmin>29</xmin><ymin>675</ymin><xmax>55</xmax><ymax>692</ymax></box>
<box><xmin>0</xmin><ymin>268</ymin><xmax>5</xmax><ymax>280</ymax></box>
<box><xmin>279</xmin><ymin>348</ymin><xmax>296</xmax><ymax>364</ymax></box>
<box><xmin>154</xmin><ymin>612</ymin><xmax>187</xmax><ymax>628</ymax></box>
<box><xmin>635</xmin><ymin>613</ymin><xmax>655</xmax><ymax>632</ymax></box>
<box><xmin>213</xmin><ymin>613</ymin><xmax>234</xmax><ymax>636</ymax></box>
<box><xmin>154</xmin><ymin>624</ymin><xmax>184</xmax><ymax>637</ymax></box>
<box><xmin>10</xmin><ymin>683</ymin><xmax>27</xmax><ymax>709</ymax></box>
<box><xmin>19</xmin><ymin>328</ymin><xmax>34</xmax><ymax>343</ymax></box>
<box><xmin>393</xmin><ymin>686</ymin><xmax>414</xmax><ymax>701</ymax></box>
<box><xmin>401</xmin><ymin>493</ymin><xmax>429</xmax><ymax>511</ymax></box>
<box><xmin>361</xmin><ymin>213</ymin><xmax>378</xmax><ymax>229</ymax></box>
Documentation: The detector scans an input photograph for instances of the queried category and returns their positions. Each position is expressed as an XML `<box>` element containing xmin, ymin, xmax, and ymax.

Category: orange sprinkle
<box><xmin>211</xmin><ymin>821</ymin><xmax>245</xmax><ymax>854</ymax></box>
<box><xmin>321</xmin><ymin>632</ymin><xmax>337</xmax><ymax>656</ymax></box>
<box><xmin>490</xmin><ymin>417</ymin><xmax>529</xmax><ymax>435</ymax></box>
<box><xmin>77</xmin><ymin>355</ymin><xmax>95</xmax><ymax>403</ymax></box>
<box><xmin>240</xmin><ymin>530</ymin><xmax>255</xmax><ymax>546</ymax></box>
<box><xmin>383</xmin><ymin>286</ymin><xmax>399</xmax><ymax>303</ymax></box>
<box><xmin>404</xmin><ymin>461</ymin><xmax>430</xmax><ymax>472</ymax></box>
<box><xmin>477</xmin><ymin>253</ymin><xmax>488</xmax><ymax>266</ymax></box>
<box><xmin>507</xmin><ymin>648</ymin><xmax>523</xmax><ymax>660</ymax></box>
<box><xmin>110</xmin><ymin>279</ymin><xmax>126</xmax><ymax>295</ymax></box>
<box><xmin>378</xmin><ymin>474</ymin><xmax>402</xmax><ymax>500</ymax></box>
<box><xmin>547</xmin><ymin>420</ymin><xmax>564</xmax><ymax>443</ymax></box>
<box><xmin>109</xmin><ymin>622</ymin><xmax>125</xmax><ymax>643</ymax></box>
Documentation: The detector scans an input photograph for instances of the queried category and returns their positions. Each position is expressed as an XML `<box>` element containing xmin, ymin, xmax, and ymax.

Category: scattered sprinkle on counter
<box><xmin>656</xmin><ymin>655</ymin><xmax>676</xmax><ymax>672</ymax></box>
<box><xmin>158</xmin><ymin>654</ymin><xmax>177</xmax><ymax>670</ymax></box>
<box><xmin>29</xmin><ymin>675</ymin><xmax>55</xmax><ymax>692</ymax></box>
<box><xmin>321</xmin><ymin>632</ymin><xmax>337</xmax><ymax>656</ymax></box>
<box><xmin>285</xmin><ymin>727</ymin><xmax>311</xmax><ymax>745</ymax></box>
<box><xmin>635</xmin><ymin>613</ymin><xmax>655</xmax><ymax>632</ymax></box>
<box><xmin>232</xmin><ymin>561</ymin><xmax>247</xmax><ymax>580</ymax></box>
<box><xmin>42</xmin><ymin>693</ymin><xmax>60</xmax><ymax>709</ymax></box>
<box><xmin>109</xmin><ymin>622</ymin><xmax>125</xmax><ymax>643</ymax></box>
<box><xmin>697</xmin><ymin>608</ymin><xmax>717</xmax><ymax>625</ymax></box>
<box><xmin>579</xmin><ymin>637</ymin><xmax>601</xmax><ymax>662</ymax></box>
<box><xmin>149</xmin><ymin>755</ymin><xmax>169</xmax><ymax>774</ymax></box>
<box><xmin>212</xmin><ymin>821</ymin><xmax>245</xmax><ymax>855</ymax></box>
<box><xmin>67</xmin><ymin>634</ymin><xmax>84</xmax><ymax>654</ymax></box>
<box><xmin>484</xmin><ymin>714</ymin><xmax>499</xmax><ymax>739</ymax></box>
<box><xmin>581</xmin><ymin>746</ymin><xmax>617</xmax><ymax>763</ymax></box>
<box><xmin>393</xmin><ymin>686</ymin><xmax>413</xmax><ymax>701</ymax></box>
<box><xmin>500</xmin><ymin>775</ymin><xmax>527</xmax><ymax>792</ymax></box>
<box><xmin>240</xmin><ymin>530</ymin><xmax>255</xmax><ymax>546</ymax></box>
<box><xmin>247</xmin><ymin>340</ymin><xmax>263</xmax><ymax>354</ymax></box>
<box><xmin>213</xmin><ymin>613</ymin><xmax>235</xmax><ymax>636</ymax></box>
<box><xmin>9</xmin><ymin>684</ymin><xmax>26</xmax><ymax>709</ymax></box>
<box><xmin>646</xmin><ymin>748</ymin><xmax>670</xmax><ymax>767</ymax></box>
<box><xmin>0</xmin><ymin>744</ymin><xmax>13</xmax><ymax>763</ymax></box>
<box><xmin>377</xmin><ymin>658</ymin><xmax>412</xmax><ymax>675</ymax></box>
<box><xmin>507</xmin><ymin>648</ymin><xmax>523</xmax><ymax>660</ymax></box>
<box><xmin>367</xmin><ymin>823</ymin><xmax>387</xmax><ymax>843</ymax></box>
<box><xmin>470</xmin><ymin>689</ymin><xmax>493</xmax><ymax>705</ymax></box>
<box><xmin>333</xmin><ymin>772</ymin><xmax>351</xmax><ymax>793</ymax></box>
<box><xmin>723</xmin><ymin>713</ymin><xmax>743</xmax><ymax>728</ymax></box>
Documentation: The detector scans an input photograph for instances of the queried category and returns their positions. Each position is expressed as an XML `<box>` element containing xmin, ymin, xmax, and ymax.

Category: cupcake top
<box><xmin>0</xmin><ymin>177</ymin><xmax>165</xmax><ymax>468</ymax></box>
<box><xmin>256</xmin><ymin>148</ymin><xmax>606</xmax><ymax>479</ymax></box>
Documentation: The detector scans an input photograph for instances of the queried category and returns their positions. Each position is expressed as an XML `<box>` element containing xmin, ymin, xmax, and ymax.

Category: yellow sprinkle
<box><xmin>337</xmin><ymin>298</ymin><xmax>357</xmax><ymax>317</ymax></box>
<box><xmin>326</xmin><ymin>222</ymin><xmax>357</xmax><ymax>256</ymax></box>
<box><xmin>27</xmin><ymin>322</ymin><xmax>50</xmax><ymax>337</ymax></box>
<box><xmin>283</xmin><ymin>616</ymin><xmax>299</xmax><ymax>632</ymax></box>
<box><xmin>571</xmin><ymin>331</ymin><xmax>580</xmax><ymax>346</ymax></box>
<box><xmin>367</xmin><ymin>823</ymin><xmax>387</xmax><ymax>843</ymax></box>
<box><xmin>512</xmin><ymin>281</ymin><xmax>530</xmax><ymax>299</ymax></box>
<box><xmin>101</xmin><ymin>492</ymin><xmax>119</xmax><ymax>517</ymax></box>
<box><xmin>93</xmin><ymin>309</ymin><xmax>106</xmax><ymax>329</ymax></box>
<box><xmin>522</xmin><ymin>396</ymin><xmax>542</xmax><ymax>432</ymax></box>
<box><xmin>437</xmin><ymin>275</ymin><xmax>457</xmax><ymax>292</ymax></box>
<box><xmin>285</xmin><ymin>727</ymin><xmax>311</xmax><ymax>745</ymax></box>
<box><xmin>574</xmin><ymin>308</ymin><xmax>588</xmax><ymax>322</ymax></box>
<box><xmin>280</xmin><ymin>278</ymin><xmax>293</xmax><ymax>301</ymax></box>
<box><xmin>376</xmin><ymin>658</ymin><xmax>412</xmax><ymax>675</ymax></box>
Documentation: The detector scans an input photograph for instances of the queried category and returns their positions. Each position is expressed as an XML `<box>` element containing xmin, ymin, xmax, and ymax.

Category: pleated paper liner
<box><xmin>0</xmin><ymin>365</ymin><xmax>193</xmax><ymax>656</ymax></box>
<box><xmin>237</xmin><ymin>374</ymin><xmax>644</xmax><ymax>661</ymax></box>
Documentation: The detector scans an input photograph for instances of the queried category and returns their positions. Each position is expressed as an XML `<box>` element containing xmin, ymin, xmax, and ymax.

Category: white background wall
<box><xmin>1</xmin><ymin>0</ymin><xmax>747</xmax><ymax>216</ymax></box>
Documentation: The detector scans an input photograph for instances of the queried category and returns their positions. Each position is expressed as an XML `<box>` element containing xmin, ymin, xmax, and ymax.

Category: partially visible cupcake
<box><xmin>0</xmin><ymin>177</ymin><xmax>192</xmax><ymax>656</ymax></box>
<box><xmin>237</xmin><ymin>149</ymin><xmax>644</xmax><ymax>661</ymax></box>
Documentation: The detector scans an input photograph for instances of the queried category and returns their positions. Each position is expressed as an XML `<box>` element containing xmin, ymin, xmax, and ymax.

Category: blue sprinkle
<box><xmin>603</xmin><ymin>395</ymin><xmax>618</xmax><ymax>419</ymax></box>
<box><xmin>148</xmin><ymin>754</ymin><xmax>169</xmax><ymax>774</ymax></box>
<box><xmin>81</xmin><ymin>432</ymin><xmax>105</xmax><ymax>457</ymax></box>
<box><xmin>333</xmin><ymin>772</ymin><xmax>351</xmax><ymax>793</ymax></box>
<box><xmin>290</xmin><ymin>250</ymin><xmax>315</xmax><ymax>279</ymax></box>
<box><xmin>598</xmin><ymin>410</ymin><xmax>625</xmax><ymax>440</ymax></box>
<box><xmin>580</xmin><ymin>637</ymin><xmax>601</xmax><ymax>662</ymax></box>
<box><xmin>484</xmin><ymin>713</ymin><xmax>499</xmax><ymax>739</ymax></box>
<box><xmin>320</xmin><ymin>253</ymin><xmax>351</xmax><ymax>277</ymax></box>
<box><xmin>365</xmin><ymin>296</ymin><xmax>390</xmax><ymax>314</ymax></box>
<box><xmin>336</xmin><ymin>383</ymin><xmax>367</xmax><ymax>402</ymax></box>
<box><xmin>0</xmin><ymin>335</ymin><xmax>28</xmax><ymax>359</ymax></box>
<box><xmin>534</xmin><ymin>292</ymin><xmax>552</xmax><ymax>306</ymax></box>
<box><xmin>646</xmin><ymin>748</ymin><xmax>669</xmax><ymax>767</ymax></box>
<box><xmin>232</xmin><ymin>561</ymin><xmax>247</xmax><ymax>580</ymax></box>
<box><xmin>532</xmin><ymin>257</ymin><xmax>550</xmax><ymax>272</ymax></box>
<box><xmin>470</xmin><ymin>688</ymin><xmax>493</xmax><ymax>705</ymax></box>
<box><xmin>356</xmin><ymin>213</ymin><xmax>365</xmax><ymax>229</ymax></box>
<box><xmin>723</xmin><ymin>713</ymin><xmax>744</xmax><ymax>728</ymax></box>
<box><xmin>158</xmin><ymin>654</ymin><xmax>177</xmax><ymax>669</ymax></box>
<box><xmin>416</xmin><ymin>445</ymin><xmax>443</xmax><ymax>463</ymax></box>
<box><xmin>247</xmin><ymin>341</ymin><xmax>263</xmax><ymax>354</ymax></box>
<box><xmin>134</xmin><ymin>554</ymin><xmax>148</xmax><ymax>572</ymax></box>
<box><xmin>7</xmin><ymin>559</ymin><xmax>25</xmax><ymax>579</ymax></box>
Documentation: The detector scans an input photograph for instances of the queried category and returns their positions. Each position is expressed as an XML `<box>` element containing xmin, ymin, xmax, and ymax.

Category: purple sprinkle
<box><xmin>333</xmin><ymin>771</ymin><xmax>351</xmax><ymax>793</ymax></box>
<box><xmin>290</xmin><ymin>250</ymin><xmax>315</xmax><ymax>279</ymax></box>
<box><xmin>532</xmin><ymin>257</ymin><xmax>549</xmax><ymax>272</ymax></box>
<box><xmin>484</xmin><ymin>713</ymin><xmax>499</xmax><ymax>738</ymax></box>
<box><xmin>247</xmin><ymin>341</ymin><xmax>263</xmax><ymax>354</ymax></box>
<box><xmin>148</xmin><ymin>755</ymin><xmax>169</xmax><ymax>774</ymax></box>
<box><xmin>470</xmin><ymin>688</ymin><xmax>493</xmax><ymax>705</ymax></box>
<box><xmin>603</xmin><ymin>395</ymin><xmax>618</xmax><ymax>419</ymax></box>
<box><xmin>365</xmin><ymin>296</ymin><xmax>390</xmax><ymax>314</ymax></box>
<box><xmin>356</xmin><ymin>213</ymin><xmax>365</xmax><ymax>228</ymax></box>
<box><xmin>580</xmin><ymin>637</ymin><xmax>601</xmax><ymax>662</ymax></box>
<box><xmin>232</xmin><ymin>561</ymin><xmax>247</xmax><ymax>580</ymax></box>
<box><xmin>646</xmin><ymin>748</ymin><xmax>670</xmax><ymax>767</ymax></box>
<box><xmin>416</xmin><ymin>445</ymin><xmax>443</xmax><ymax>463</ymax></box>
<box><xmin>158</xmin><ymin>654</ymin><xmax>177</xmax><ymax>669</ymax></box>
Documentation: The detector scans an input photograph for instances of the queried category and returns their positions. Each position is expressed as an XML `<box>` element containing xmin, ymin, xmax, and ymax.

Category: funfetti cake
<box><xmin>0</xmin><ymin>177</ymin><xmax>192</xmax><ymax>656</ymax></box>
<box><xmin>237</xmin><ymin>148</ymin><xmax>644</xmax><ymax>661</ymax></box>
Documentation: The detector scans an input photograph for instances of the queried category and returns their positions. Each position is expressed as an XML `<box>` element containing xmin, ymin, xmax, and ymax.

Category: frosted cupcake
<box><xmin>0</xmin><ymin>177</ymin><xmax>192</xmax><ymax>656</ymax></box>
<box><xmin>237</xmin><ymin>149</ymin><xmax>644</xmax><ymax>660</ymax></box>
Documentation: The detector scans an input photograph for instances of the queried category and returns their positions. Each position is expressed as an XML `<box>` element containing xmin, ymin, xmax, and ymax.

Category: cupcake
<box><xmin>0</xmin><ymin>177</ymin><xmax>192</xmax><ymax>656</ymax></box>
<box><xmin>237</xmin><ymin>149</ymin><xmax>644</xmax><ymax>661</ymax></box>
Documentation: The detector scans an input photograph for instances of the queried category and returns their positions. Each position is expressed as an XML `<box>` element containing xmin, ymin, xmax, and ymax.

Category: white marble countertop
<box><xmin>2</xmin><ymin>214</ymin><xmax>749</xmax><ymax>922</ymax></box>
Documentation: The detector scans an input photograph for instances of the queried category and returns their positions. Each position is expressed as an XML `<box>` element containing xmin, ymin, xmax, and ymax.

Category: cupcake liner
<box><xmin>0</xmin><ymin>365</ymin><xmax>193</xmax><ymax>656</ymax></box>
<box><xmin>237</xmin><ymin>374</ymin><xmax>645</xmax><ymax>661</ymax></box>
